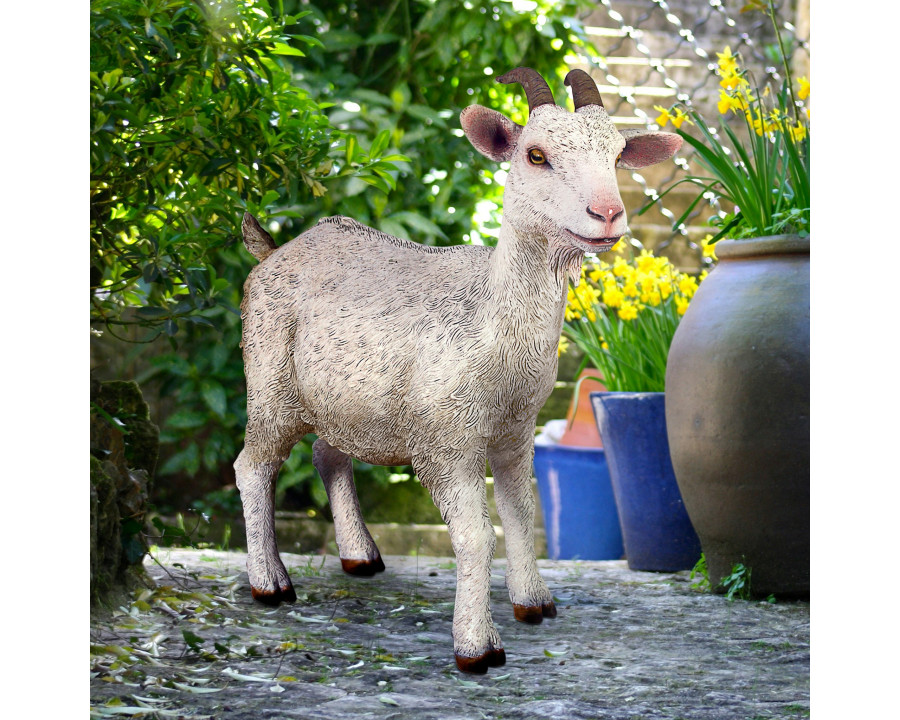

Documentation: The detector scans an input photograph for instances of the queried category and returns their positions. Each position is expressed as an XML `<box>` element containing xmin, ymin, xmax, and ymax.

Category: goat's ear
<box><xmin>460</xmin><ymin>105</ymin><xmax>523</xmax><ymax>162</ymax></box>
<box><xmin>618</xmin><ymin>129</ymin><xmax>683</xmax><ymax>170</ymax></box>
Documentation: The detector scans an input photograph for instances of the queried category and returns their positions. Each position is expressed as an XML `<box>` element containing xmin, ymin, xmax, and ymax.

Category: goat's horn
<box><xmin>496</xmin><ymin>67</ymin><xmax>556</xmax><ymax>112</ymax></box>
<box><xmin>565</xmin><ymin>69</ymin><xmax>605</xmax><ymax>110</ymax></box>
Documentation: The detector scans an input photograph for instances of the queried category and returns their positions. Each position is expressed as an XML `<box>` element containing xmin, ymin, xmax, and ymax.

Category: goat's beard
<box><xmin>548</xmin><ymin>238</ymin><xmax>585</xmax><ymax>287</ymax></box>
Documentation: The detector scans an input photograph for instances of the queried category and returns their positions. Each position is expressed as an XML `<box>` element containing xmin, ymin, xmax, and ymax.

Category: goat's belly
<box><xmin>312</xmin><ymin>412</ymin><xmax>413</xmax><ymax>467</ymax></box>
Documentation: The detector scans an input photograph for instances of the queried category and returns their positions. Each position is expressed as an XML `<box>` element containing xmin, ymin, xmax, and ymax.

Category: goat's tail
<box><xmin>241</xmin><ymin>213</ymin><xmax>278</xmax><ymax>262</ymax></box>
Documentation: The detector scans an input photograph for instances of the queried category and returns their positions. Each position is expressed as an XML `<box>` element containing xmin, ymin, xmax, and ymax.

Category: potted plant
<box><xmin>653</xmin><ymin>0</ymin><xmax>810</xmax><ymax>597</ymax></box>
<box><xmin>561</xmin><ymin>243</ymin><xmax>704</xmax><ymax>572</ymax></box>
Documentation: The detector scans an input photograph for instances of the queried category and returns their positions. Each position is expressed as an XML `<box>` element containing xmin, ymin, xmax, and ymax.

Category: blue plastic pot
<box><xmin>533</xmin><ymin>444</ymin><xmax>624</xmax><ymax>560</ymax></box>
<box><xmin>590</xmin><ymin>392</ymin><xmax>701</xmax><ymax>572</ymax></box>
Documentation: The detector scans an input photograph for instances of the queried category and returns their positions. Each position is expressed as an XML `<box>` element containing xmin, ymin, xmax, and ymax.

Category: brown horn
<box><xmin>496</xmin><ymin>67</ymin><xmax>556</xmax><ymax>112</ymax></box>
<box><xmin>565</xmin><ymin>69</ymin><xmax>605</xmax><ymax>110</ymax></box>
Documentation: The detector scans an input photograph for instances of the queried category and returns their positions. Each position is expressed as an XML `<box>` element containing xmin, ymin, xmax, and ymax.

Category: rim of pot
<box><xmin>714</xmin><ymin>234</ymin><xmax>809</xmax><ymax>259</ymax></box>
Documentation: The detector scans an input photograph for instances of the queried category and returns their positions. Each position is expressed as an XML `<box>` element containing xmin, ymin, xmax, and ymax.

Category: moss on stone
<box><xmin>90</xmin><ymin>380</ymin><xmax>159</xmax><ymax>608</ymax></box>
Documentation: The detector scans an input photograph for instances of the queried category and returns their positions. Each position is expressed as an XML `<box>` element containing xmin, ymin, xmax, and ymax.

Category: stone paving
<box><xmin>90</xmin><ymin>549</ymin><xmax>809</xmax><ymax>719</ymax></box>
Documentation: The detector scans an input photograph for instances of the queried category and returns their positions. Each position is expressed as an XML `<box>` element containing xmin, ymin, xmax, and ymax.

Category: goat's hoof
<box><xmin>251</xmin><ymin>583</ymin><xmax>297</xmax><ymax>606</ymax></box>
<box><xmin>513</xmin><ymin>600</ymin><xmax>557</xmax><ymax>624</ymax></box>
<box><xmin>455</xmin><ymin>648</ymin><xmax>506</xmax><ymax>674</ymax></box>
<box><xmin>341</xmin><ymin>555</ymin><xmax>386</xmax><ymax>576</ymax></box>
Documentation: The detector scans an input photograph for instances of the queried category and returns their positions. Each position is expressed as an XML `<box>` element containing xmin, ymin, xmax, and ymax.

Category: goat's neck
<box><xmin>486</xmin><ymin>222</ymin><xmax>572</xmax><ymax>345</ymax></box>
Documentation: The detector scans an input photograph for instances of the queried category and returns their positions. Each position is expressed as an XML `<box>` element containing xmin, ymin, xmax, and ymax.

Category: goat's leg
<box><xmin>313</xmin><ymin>439</ymin><xmax>385</xmax><ymax>576</ymax></box>
<box><xmin>488</xmin><ymin>440</ymin><xmax>557</xmax><ymax>624</ymax></box>
<box><xmin>234</xmin><ymin>446</ymin><xmax>296</xmax><ymax>605</ymax></box>
<box><xmin>417</xmin><ymin>452</ymin><xmax>505</xmax><ymax>674</ymax></box>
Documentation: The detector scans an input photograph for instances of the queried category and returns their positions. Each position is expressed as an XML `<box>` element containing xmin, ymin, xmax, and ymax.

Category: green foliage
<box><xmin>94</xmin><ymin>0</ymin><xmax>598</xmax><ymax>515</ymax></box>
<box><xmin>90</xmin><ymin>0</ymin><xmax>403</xmax><ymax>336</ymax></box>
<box><xmin>692</xmin><ymin>554</ymin><xmax>768</xmax><ymax>602</ymax></box>
<box><xmin>689</xmin><ymin>553</ymin><xmax>710</xmax><ymax>592</ymax></box>
<box><xmin>719</xmin><ymin>561</ymin><xmax>753</xmax><ymax>602</ymax></box>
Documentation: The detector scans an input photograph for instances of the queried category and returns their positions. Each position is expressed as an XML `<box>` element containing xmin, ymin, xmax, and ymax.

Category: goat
<box><xmin>234</xmin><ymin>68</ymin><xmax>682</xmax><ymax>673</ymax></box>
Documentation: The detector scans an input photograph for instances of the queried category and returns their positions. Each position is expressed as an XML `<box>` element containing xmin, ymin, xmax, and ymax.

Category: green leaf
<box><xmin>182</xmin><ymin>629</ymin><xmax>205</xmax><ymax>650</ymax></box>
<box><xmin>392</xmin><ymin>211</ymin><xmax>448</xmax><ymax>240</ymax></box>
<box><xmin>270</xmin><ymin>41</ymin><xmax>305</xmax><ymax>57</ymax></box>
<box><xmin>165</xmin><ymin>409</ymin><xmax>208</xmax><ymax>430</ymax></box>
<box><xmin>369</xmin><ymin>129</ymin><xmax>392</xmax><ymax>159</ymax></box>
<box><xmin>260</xmin><ymin>190</ymin><xmax>281</xmax><ymax>208</ymax></box>
<box><xmin>200</xmin><ymin>379</ymin><xmax>228</xmax><ymax>417</ymax></box>
<box><xmin>544</xmin><ymin>648</ymin><xmax>568</xmax><ymax>657</ymax></box>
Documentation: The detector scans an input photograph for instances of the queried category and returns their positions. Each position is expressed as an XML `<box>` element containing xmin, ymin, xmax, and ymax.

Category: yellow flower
<box><xmin>718</xmin><ymin>68</ymin><xmax>744</xmax><ymax>91</ymax></box>
<box><xmin>618</xmin><ymin>301</ymin><xmax>639</xmax><ymax>321</ymax></box>
<box><xmin>788</xmin><ymin>121</ymin><xmax>807</xmax><ymax>143</ymax></box>
<box><xmin>658</xmin><ymin>278</ymin><xmax>673</xmax><ymax>299</ymax></box>
<box><xmin>557</xmin><ymin>336</ymin><xmax>569</xmax><ymax>356</ymax></box>
<box><xmin>612</xmin><ymin>256</ymin><xmax>632</xmax><ymax>278</ymax></box>
<box><xmin>678</xmin><ymin>275</ymin><xmax>699</xmax><ymax>297</ymax></box>
<box><xmin>565</xmin><ymin>286</ymin><xmax>581</xmax><ymax>320</ymax></box>
<box><xmin>700</xmin><ymin>234</ymin><xmax>718</xmax><ymax>261</ymax></box>
<box><xmin>670</xmin><ymin>108</ymin><xmax>693</xmax><ymax>129</ymax></box>
<box><xmin>746</xmin><ymin>110</ymin><xmax>766</xmax><ymax>136</ymax></box>
<box><xmin>575</xmin><ymin>283</ymin><xmax>601</xmax><ymax>308</ymax></box>
<box><xmin>654</xmin><ymin>105</ymin><xmax>692</xmax><ymax>129</ymax></box>
<box><xmin>797</xmin><ymin>76</ymin><xmax>810</xmax><ymax>100</ymax></box>
<box><xmin>602</xmin><ymin>285</ymin><xmax>625</xmax><ymax>308</ymax></box>
<box><xmin>654</xmin><ymin>105</ymin><xmax>674</xmax><ymax>127</ymax></box>
<box><xmin>716</xmin><ymin>46</ymin><xmax>739</xmax><ymax>76</ymax></box>
<box><xmin>675</xmin><ymin>296</ymin><xmax>690</xmax><ymax>316</ymax></box>
<box><xmin>636</xmin><ymin>250</ymin><xmax>659</xmax><ymax>274</ymax></box>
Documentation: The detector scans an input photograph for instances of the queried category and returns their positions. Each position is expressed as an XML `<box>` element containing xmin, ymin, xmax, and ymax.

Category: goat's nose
<box><xmin>587</xmin><ymin>203</ymin><xmax>625</xmax><ymax>225</ymax></box>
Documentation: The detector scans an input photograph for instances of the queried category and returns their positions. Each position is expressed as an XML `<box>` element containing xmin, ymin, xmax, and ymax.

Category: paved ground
<box><xmin>90</xmin><ymin>549</ymin><xmax>809</xmax><ymax>719</ymax></box>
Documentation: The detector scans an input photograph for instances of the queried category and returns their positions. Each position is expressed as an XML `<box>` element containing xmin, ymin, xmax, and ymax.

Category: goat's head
<box><xmin>460</xmin><ymin>67</ymin><xmax>681</xmax><ymax>278</ymax></box>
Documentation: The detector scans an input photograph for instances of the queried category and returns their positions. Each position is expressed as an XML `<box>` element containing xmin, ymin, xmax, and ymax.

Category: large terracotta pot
<box><xmin>665</xmin><ymin>235</ymin><xmax>809</xmax><ymax>598</ymax></box>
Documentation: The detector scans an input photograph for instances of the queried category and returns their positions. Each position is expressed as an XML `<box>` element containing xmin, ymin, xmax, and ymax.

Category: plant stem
<box><xmin>767</xmin><ymin>0</ymin><xmax>799</xmax><ymax>122</ymax></box>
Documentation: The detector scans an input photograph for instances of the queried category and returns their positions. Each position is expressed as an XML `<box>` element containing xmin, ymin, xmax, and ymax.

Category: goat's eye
<box><xmin>616</xmin><ymin>152</ymin><xmax>623</xmax><ymax>165</ymax></box>
<box><xmin>528</xmin><ymin>148</ymin><xmax>547</xmax><ymax>165</ymax></box>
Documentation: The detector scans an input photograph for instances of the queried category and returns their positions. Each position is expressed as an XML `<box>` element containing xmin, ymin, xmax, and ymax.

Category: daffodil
<box><xmin>788</xmin><ymin>121</ymin><xmax>807</xmax><ymax>143</ymax></box>
<box><xmin>602</xmin><ymin>285</ymin><xmax>624</xmax><ymax>308</ymax></box>
<box><xmin>562</xmin><ymin>248</ymin><xmax>708</xmax><ymax>391</ymax></box>
<box><xmin>618</xmin><ymin>301</ymin><xmax>639</xmax><ymax>321</ymax></box>
<box><xmin>700</xmin><ymin>234</ymin><xmax>717</xmax><ymax>261</ymax></box>
<box><xmin>637</xmin><ymin>250</ymin><xmax>659</xmax><ymax>274</ymax></box>
<box><xmin>557</xmin><ymin>336</ymin><xmax>569</xmax><ymax>357</ymax></box>
<box><xmin>716</xmin><ymin>46</ymin><xmax>739</xmax><ymax>76</ymax></box>
<box><xmin>612</xmin><ymin>256</ymin><xmax>632</xmax><ymax>278</ymax></box>
<box><xmin>654</xmin><ymin>105</ymin><xmax>692</xmax><ymax>130</ymax></box>
<box><xmin>654</xmin><ymin>105</ymin><xmax>675</xmax><ymax>128</ymax></box>
<box><xmin>797</xmin><ymin>76</ymin><xmax>810</xmax><ymax>100</ymax></box>
<box><xmin>718</xmin><ymin>68</ymin><xmax>745</xmax><ymax>91</ymax></box>
<box><xmin>678</xmin><ymin>275</ymin><xmax>699</xmax><ymax>297</ymax></box>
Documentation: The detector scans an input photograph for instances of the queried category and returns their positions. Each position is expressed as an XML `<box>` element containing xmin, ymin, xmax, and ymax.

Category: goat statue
<box><xmin>235</xmin><ymin>67</ymin><xmax>682</xmax><ymax>673</ymax></box>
